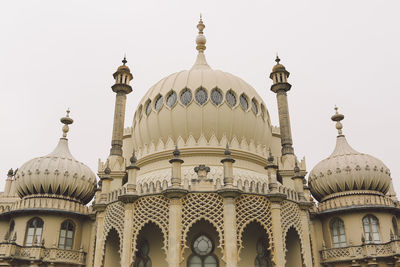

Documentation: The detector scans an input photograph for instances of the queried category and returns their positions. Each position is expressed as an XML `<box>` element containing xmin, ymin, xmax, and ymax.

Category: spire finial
<box><xmin>196</xmin><ymin>14</ymin><xmax>206</xmax><ymax>53</ymax></box>
<box><xmin>331</xmin><ymin>105</ymin><xmax>345</xmax><ymax>136</ymax></box>
<box><xmin>267</xmin><ymin>148</ymin><xmax>274</xmax><ymax>163</ymax></box>
<box><xmin>275</xmin><ymin>54</ymin><xmax>280</xmax><ymax>64</ymax></box>
<box><xmin>122</xmin><ymin>55</ymin><xmax>127</xmax><ymax>65</ymax></box>
<box><xmin>224</xmin><ymin>143</ymin><xmax>231</xmax><ymax>157</ymax></box>
<box><xmin>173</xmin><ymin>145</ymin><xmax>181</xmax><ymax>158</ymax></box>
<box><xmin>60</xmin><ymin>108</ymin><xmax>73</xmax><ymax>138</ymax></box>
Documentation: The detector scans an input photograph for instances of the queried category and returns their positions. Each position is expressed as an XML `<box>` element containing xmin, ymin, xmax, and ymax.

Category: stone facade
<box><xmin>0</xmin><ymin>18</ymin><xmax>399</xmax><ymax>267</ymax></box>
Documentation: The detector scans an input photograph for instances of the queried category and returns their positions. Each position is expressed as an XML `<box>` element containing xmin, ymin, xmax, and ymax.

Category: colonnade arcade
<box><xmin>93</xmin><ymin>192</ymin><xmax>312</xmax><ymax>267</ymax></box>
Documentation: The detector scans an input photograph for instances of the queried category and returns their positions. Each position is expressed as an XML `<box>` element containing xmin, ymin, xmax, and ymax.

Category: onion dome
<box><xmin>132</xmin><ymin>16</ymin><xmax>272</xmax><ymax>158</ymax></box>
<box><xmin>308</xmin><ymin>107</ymin><xmax>391</xmax><ymax>202</ymax></box>
<box><xmin>14</xmin><ymin>110</ymin><xmax>97</xmax><ymax>204</ymax></box>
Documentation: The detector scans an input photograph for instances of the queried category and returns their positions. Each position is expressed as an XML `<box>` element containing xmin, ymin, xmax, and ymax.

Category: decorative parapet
<box><xmin>0</xmin><ymin>196</ymin><xmax>94</xmax><ymax>216</ymax></box>
<box><xmin>321</xmin><ymin>240</ymin><xmax>400</xmax><ymax>263</ymax></box>
<box><xmin>317</xmin><ymin>192</ymin><xmax>399</xmax><ymax>213</ymax></box>
<box><xmin>0</xmin><ymin>242</ymin><xmax>86</xmax><ymax>265</ymax></box>
<box><xmin>101</xmin><ymin>180</ymin><xmax>301</xmax><ymax>204</ymax></box>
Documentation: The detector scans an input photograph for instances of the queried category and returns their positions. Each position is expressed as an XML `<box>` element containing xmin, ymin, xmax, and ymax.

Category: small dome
<box><xmin>14</xmin><ymin>111</ymin><xmax>97</xmax><ymax>204</ymax></box>
<box><xmin>272</xmin><ymin>56</ymin><xmax>287</xmax><ymax>72</ymax></box>
<box><xmin>308</xmin><ymin>108</ymin><xmax>391</xmax><ymax>202</ymax></box>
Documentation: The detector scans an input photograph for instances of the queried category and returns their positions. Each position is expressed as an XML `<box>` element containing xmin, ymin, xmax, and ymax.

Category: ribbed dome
<box><xmin>131</xmin><ymin>18</ymin><xmax>272</xmax><ymax>158</ymax></box>
<box><xmin>132</xmin><ymin>52</ymin><xmax>272</xmax><ymax>158</ymax></box>
<box><xmin>14</xmin><ymin>113</ymin><xmax>97</xmax><ymax>204</ymax></box>
<box><xmin>309</xmin><ymin>132</ymin><xmax>391</xmax><ymax>202</ymax></box>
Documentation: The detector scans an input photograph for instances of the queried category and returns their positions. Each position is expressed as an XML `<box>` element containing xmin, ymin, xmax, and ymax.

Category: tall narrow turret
<box><xmin>110</xmin><ymin>57</ymin><xmax>133</xmax><ymax>156</ymax></box>
<box><xmin>270</xmin><ymin>56</ymin><xmax>294</xmax><ymax>156</ymax></box>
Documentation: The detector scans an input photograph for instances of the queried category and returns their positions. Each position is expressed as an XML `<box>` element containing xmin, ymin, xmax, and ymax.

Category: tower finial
<box><xmin>60</xmin><ymin>108</ymin><xmax>73</xmax><ymax>138</ymax></box>
<box><xmin>122</xmin><ymin>55</ymin><xmax>127</xmax><ymax>65</ymax></box>
<box><xmin>275</xmin><ymin>54</ymin><xmax>280</xmax><ymax>64</ymax></box>
<box><xmin>331</xmin><ymin>105</ymin><xmax>345</xmax><ymax>136</ymax></box>
<box><xmin>196</xmin><ymin>15</ymin><xmax>206</xmax><ymax>53</ymax></box>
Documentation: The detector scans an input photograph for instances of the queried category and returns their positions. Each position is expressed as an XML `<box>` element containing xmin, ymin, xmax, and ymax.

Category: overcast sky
<box><xmin>1</xmin><ymin>1</ymin><xmax>400</xmax><ymax>195</ymax></box>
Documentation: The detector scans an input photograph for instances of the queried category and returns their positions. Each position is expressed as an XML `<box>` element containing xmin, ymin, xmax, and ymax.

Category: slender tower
<box><xmin>270</xmin><ymin>56</ymin><xmax>294</xmax><ymax>156</ymax></box>
<box><xmin>110</xmin><ymin>57</ymin><xmax>133</xmax><ymax>156</ymax></box>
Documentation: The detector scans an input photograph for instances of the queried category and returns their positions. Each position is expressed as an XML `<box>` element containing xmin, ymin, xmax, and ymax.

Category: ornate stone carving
<box><xmin>181</xmin><ymin>193</ymin><xmax>225</xmax><ymax>258</ymax></box>
<box><xmin>236</xmin><ymin>195</ymin><xmax>274</xmax><ymax>257</ymax></box>
<box><xmin>131</xmin><ymin>195</ymin><xmax>170</xmax><ymax>261</ymax></box>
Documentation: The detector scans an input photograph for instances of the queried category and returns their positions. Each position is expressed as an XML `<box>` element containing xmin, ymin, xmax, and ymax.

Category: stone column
<box><xmin>121</xmin><ymin>203</ymin><xmax>134</xmax><ymax>267</ymax></box>
<box><xmin>164</xmin><ymin>146</ymin><xmax>187</xmax><ymax>266</ymax></box>
<box><xmin>109</xmin><ymin>58</ymin><xmax>133</xmax><ymax>157</ymax></box>
<box><xmin>167</xmin><ymin>197</ymin><xmax>183</xmax><ymax>266</ymax></box>
<box><xmin>222</xmin><ymin>196</ymin><xmax>238</xmax><ymax>267</ymax></box>
<box><xmin>299</xmin><ymin>203</ymin><xmax>314</xmax><ymax>267</ymax></box>
<box><xmin>3</xmin><ymin>169</ymin><xmax>13</xmax><ymax>197</ymax></box>
<box><xmin>110</xmin><ymin>92</ymin><xmax>127</xmax><ymax>156</ymax></box>
<box><xmin>219</xmin><ymin>145</ymin><xmax>240</xmax><ymax>267</ymax></box>
<box><xmin>93</xmin><ymin>209</ymin><xmax>106</xmax><ymax>267</ymax></box>
<box><xmin>269</xmin><ymin>194</ymin><xmax>286</xmax><ymax>266</ymax></box>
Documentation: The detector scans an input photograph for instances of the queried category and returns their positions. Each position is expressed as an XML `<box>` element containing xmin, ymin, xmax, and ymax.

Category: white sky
<box><xmin>1</xmin><ymin>1</ymin><xmax>400</xmax><ymax>195</ymax></box>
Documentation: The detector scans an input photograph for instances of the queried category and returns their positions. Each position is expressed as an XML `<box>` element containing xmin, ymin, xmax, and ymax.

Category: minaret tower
<box><xmin>270</xmin><ymin>56</ymin><xmax>294</xmax><ymax>156</ymax></box>
<box><xmin>110</xmin><ymin>57</ymin><xmax>133</xmax><ymax>156</ymax></box>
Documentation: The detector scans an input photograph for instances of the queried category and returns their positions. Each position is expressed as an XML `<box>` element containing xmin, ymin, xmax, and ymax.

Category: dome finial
<box><xmin>122</xmin><ymin>54</ymin><xmax>127</xmax><ymax>65</ymax></box>
<box><xmin>275</xmin><ymin>54</ymin><xmax>281</xmax><ymax>64</ymax></box>
<box><xmin>331</xmin><ymin>105</ymin><xmax>345</xmax><ymax>136</ymax></box>
<box><xmin>196</xmin><ymin>14</ymin><xmax>206</xmax><ymax>53</ymax></box>
<box><xmin>60</xmin><ymin>108</ymin><xmax>73</xmax><ymax>139</ymax></box>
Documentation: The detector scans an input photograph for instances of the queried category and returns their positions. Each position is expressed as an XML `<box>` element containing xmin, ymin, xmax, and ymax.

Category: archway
<box><xmin>183</xmin><ymin>219</ymin><xmax>222</xmax><ymax>267</ymax></box>
<box><xmin>284</xmin><ymin>227</ymin><xmax>304</xmax><ymax>267</ymax></box>
<box><xmin>104</xmin><ymin>228</ymin><xmax>121</xmax><ymax>267</ymax></box>
<box><xmin>133</xmin><ymin>221</ymin><xmax>166</xmax><ymax>266</ymax></box>
<box><xmin>238</xmin><ymin>221</ymin><xmax>272</xmax><ymax>267</ymax></box>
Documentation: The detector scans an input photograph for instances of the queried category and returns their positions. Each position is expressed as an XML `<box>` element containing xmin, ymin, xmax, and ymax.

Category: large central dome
<box><xmin>132</xmin><ymin>18</ymin><xmax>272</xmax><ymax>159</ymax></box>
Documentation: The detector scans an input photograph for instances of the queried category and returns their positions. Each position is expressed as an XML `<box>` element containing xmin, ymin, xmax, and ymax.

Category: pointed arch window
<box><xmin>330</xmin><ymin>218</ymin><xmax>346</xmax><ymax>247</ymax></box>
<box><xmin>226</xmin><ymin>90</ymin><xmax>236</xmax><ymax>107</ymax></box>
<box><xmin>188</xmin><ymin>234</ymin><xmax>218</xmax><ymax>267</ymax></box>
<box><xmin>239</xmin><ymin>94</ymin><xmax>249</xmax><ymax>111</ymax></box>
<box><xmin>180</xmin><ymin>88</ymin><xmax>193</xmax><ymax>106</ymax></box>
<box><xmin>59</xmin><ymin>220</ymin><xmax>75</xmax><ymax>249</ymax></box>
<box><xmin>392</xmin><ymin>217</ymin><xmax>398</xmax><ymax>239</ymax></box>
<box><xmin>134</xmin><ymin>240</ymin><xmax>151</xmax><ymax>267</ymax></box>
<box><xmin>25</xmin><ymin>218</ymin><xmax>43</xmax><ymax>246</ymax></box>
<box><xmin>363</xmin><ymin>215</ymin><xmax>380</xmax><ymax>243</ymax></box>
<box><xmin>145</xmin><ymin>100</ymin><xmax>152</xmax><ymax>115</ymax></box>
<box><xmin>154</xmin><ymin>95</ymin><xmax>164</xmax><ymax>111</ymax></box>
<box><xmin>166</xmin><ymin>91</ymin><xmax>177</xmax><ymax>108</ymax></box>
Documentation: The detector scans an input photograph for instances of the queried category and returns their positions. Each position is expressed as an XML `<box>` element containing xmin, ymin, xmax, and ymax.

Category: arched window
<box><xmin>25</xmin><ymin>218</ymin><xmax>43</xmax><ymax>246</ymax></box>
<box><xmin>135</xmin><ymin>240</ymin><xmax>151</xmax><ymax>267</ymax></box>
<box><xmin>254</xmin><ymin>238</ymin><xmax>272</xmax><ymax>267</ymax></box>
<box><xmin>154</xmin><ymin>95</ymin><xmax>164</xmax><ymax>111</ymax></box>
<box><xmin>330</xmin><ymin>218</ymin><xmax>346</xmax><ymax>247</ymax></box>
<box><xmin>195</xmin><ymin>87</ymin><xmax>208</xmax><ymax>106</ymax></box>
<box><xmin>180</xmin><ymin>88</ymin><xmax>193</xmax><ymax>106</ymax></box>
<box><xmin>392</xmin><ymin>217</ymin><xmax>398</xmax><ymax>240</ymax></box>
<box><xmin>363</xmin><ymin>215</ymin><xmax>380</xmax><ymax>243</ymax></box>
<box><xmin>59</xmin><ymin>220</ymin><xmax>75</xmax><ymax>249</ymax></box>
<box><xmin>166</xmin><ymin>91</ymin><xmax>177</xmax><ymax>108</ymax></box>
<box><xmin>188</xmin><ymin>234</ymin><xmax>218</xmax><ymax>267</ymax></box>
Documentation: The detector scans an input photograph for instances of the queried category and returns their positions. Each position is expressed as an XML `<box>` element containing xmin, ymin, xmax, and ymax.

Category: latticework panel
<box><xmin>100</xmin><ymin>201</ymin><xmax>125</xmax><ymax>266</ymax></box>
<box><xmin>235</xmin><ymin>194</ymin><xmax>273</xmax><ymax>256</ymax></box>
<box><xmin>281</xmin><ymin>201</ymin><xmax>305</xmax><ymax>261</ymax></box>
<box><xmin>131</xmin><ymin>195</ymin><xmax>170</xmax><ymax>261</ymax></box>
<box><xmin>181</xmin><ymin>193</ymin><xmax>224</xmax><ymax>257</ymax></box>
